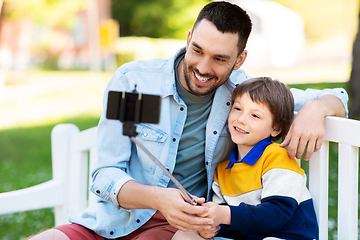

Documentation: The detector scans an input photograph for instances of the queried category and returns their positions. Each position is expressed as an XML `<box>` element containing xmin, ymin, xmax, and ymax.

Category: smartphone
<box><xmin>106</xmin><ymin>90</ymin><xmax>161</xmax><ymax>124</ymax></box>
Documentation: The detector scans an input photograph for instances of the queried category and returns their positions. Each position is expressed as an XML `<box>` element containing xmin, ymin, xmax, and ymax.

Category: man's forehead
<box><xmin>190</xmin><ymin>19</ymin><xmax>239</xmax><ymax>56</ymax></box>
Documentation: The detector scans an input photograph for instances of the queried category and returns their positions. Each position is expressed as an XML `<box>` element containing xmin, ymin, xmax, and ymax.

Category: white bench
<box><xmin>0</xmin><ymin>116</ymin><xmax>359</xmax><ymax>239</ymax></box>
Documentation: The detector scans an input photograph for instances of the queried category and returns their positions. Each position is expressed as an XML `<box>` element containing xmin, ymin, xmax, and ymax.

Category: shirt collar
<box><xmin>225</xmin><ymin>137</ymin><xmax>273</xmax><ymax>169</ymax></box>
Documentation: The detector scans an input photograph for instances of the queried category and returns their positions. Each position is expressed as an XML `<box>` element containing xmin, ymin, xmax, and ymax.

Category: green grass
<box><xmin>0</xmin><ymin>81</ymin><xmax>351</xmax><ymax>239</ymax></box>
<box><xmin>0</xmin><ymin>116</ymin><xmax>100</xmax><ymax>239</ymax></box>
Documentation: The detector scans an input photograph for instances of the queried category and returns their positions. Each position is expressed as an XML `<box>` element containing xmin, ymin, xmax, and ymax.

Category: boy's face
<box><xmin>180</xmin><ymin>19</ymin><xmax>247</xmax><ymax>97</ymax></box>
<box><xmin>228</xmin><ymin>93</ymin><xmax>280</xmax><ymax>155</ymax></box>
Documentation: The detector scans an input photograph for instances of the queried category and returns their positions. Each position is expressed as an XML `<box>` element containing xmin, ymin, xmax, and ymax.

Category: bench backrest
<box><xmin>307</xmin><ymin>116</ymin><xmax>360</xmax><ymax>239</ymax></box>
<box><xmin>0</xmin><ymin>116</ymin><xmax>359</xmax><ymax>239</ymax></box>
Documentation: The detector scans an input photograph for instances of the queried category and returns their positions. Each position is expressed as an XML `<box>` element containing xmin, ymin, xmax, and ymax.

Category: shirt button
<box><xmin>213</xmin><ymin>131</ymin><xmax>217</xmax><ymax>135</ymax></box>
<box><xmin>172</xmin><ymin>138</ymin><xmax>176</xmax><ymax>142</ymax></box>
<box><xmin>96</xmin><ymin>190</ymin><xmax>100</xmax><ymax>194</ymax></box>
<box><xmin>137</xmin><ymin>219</ymin><xmax>141</xmax><ymax>223</ymax></box>
<box><xmin>110</xmin><ymin>231</ymin><xmax>114</xmax><ymax>235</ymax></box>
<box><xmin>180</xmin><ymin>107</ymin><xmax>184</xmax><ymax>111</ymax></box>
<box><xmin>226</xmin><ymin>102</ymin><xmax>230</xmax><ymax>106</ymax></box>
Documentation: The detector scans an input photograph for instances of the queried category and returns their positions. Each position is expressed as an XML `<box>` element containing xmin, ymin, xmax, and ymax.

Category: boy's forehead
<box><xmin>234</xmin><ymin>93</ymin><xmax>269</xmax><ymax>110</ymax></box>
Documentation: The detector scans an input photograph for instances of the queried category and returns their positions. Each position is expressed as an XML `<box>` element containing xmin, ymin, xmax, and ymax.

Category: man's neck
<box><xmin>176</xmin><ymin>57</ymin><xmax>186</xmax><ymax>90</ymax></box>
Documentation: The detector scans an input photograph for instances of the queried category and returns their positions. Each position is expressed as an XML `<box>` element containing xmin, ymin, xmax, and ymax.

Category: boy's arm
<box><xmin>225</xmin><ymin>197</ymin><xmax>299</xmax><ymax>233</ymax></box>
<box><xmin>197</xmin><ymin>202</ymin><xmax>231</xmax><ymax>239</ymax></box>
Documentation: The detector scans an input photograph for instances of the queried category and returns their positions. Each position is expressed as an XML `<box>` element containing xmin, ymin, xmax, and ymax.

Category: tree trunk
<box><xmin>348</xmin><ymin>8</ymin><xmax>360</xmax><ymax>119</ymax></box>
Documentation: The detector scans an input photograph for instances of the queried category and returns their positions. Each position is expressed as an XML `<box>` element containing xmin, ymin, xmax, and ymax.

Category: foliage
<box><xmin>3</xmin><ymin>0</ymin><xmax>87</xmax><ymax>29</ymax></box>
<box><xmin>348</xmin><ymin>9</ymin><xmax>360</xmax><ymax>120</ymax></box>
<box><xmin>111</xmin><ymin>0</ymin><xmax>210</xmax><ymax>39</ymax></box>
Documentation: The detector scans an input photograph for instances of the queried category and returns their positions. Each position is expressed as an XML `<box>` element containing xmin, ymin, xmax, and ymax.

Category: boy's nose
<box><xmin>237</xmin><ymin>114</ymin><xmax>246</xmax><ymax>125</ymax></box>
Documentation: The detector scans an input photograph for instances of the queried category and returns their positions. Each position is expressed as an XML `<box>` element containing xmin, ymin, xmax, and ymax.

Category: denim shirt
<box><xmin>69</xmin><ymin>47</ymin><xmax>349</xmax><ymax>239</ymax></box>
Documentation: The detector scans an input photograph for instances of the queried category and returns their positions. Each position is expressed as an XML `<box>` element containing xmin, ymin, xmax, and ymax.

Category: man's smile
<box><xmin>194</xmin><ymin>71</ymin><xmax>212</xmax><ymax>83</ymax></box>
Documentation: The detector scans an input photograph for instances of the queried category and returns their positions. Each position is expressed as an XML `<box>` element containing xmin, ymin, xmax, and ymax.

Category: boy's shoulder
<box><xmin>262</xmin><ymin>143</ymin><xmax>304</xmax><ymax>175</ymax></box>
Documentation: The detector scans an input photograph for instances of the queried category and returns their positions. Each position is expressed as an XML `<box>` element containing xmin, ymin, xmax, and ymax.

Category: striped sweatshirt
<box><xmin>212</xmin><ymin>138</ymin><xmax>319</xmax><ymax>240</ymax></box>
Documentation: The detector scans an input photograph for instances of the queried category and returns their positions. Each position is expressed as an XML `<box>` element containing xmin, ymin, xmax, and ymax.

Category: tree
<box><xmin>3</xmin><ymin>0</ymin><xmax>87</xmax><ymax>29</ymax></box>
<box><xmin>348</xmin><ymin>7</ymin><xmax>360</xmax><ymax>119</ymax></box>
<box><xmin>111</xmin><ymin>0</ymin><xmax>210</xmax><ymax>39</ymax></box>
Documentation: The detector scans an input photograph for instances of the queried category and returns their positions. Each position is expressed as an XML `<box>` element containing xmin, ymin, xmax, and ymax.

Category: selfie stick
<box><xmin>115</xmin><ymin>87</ymin><xmax>197</xmax><ymax>206</ymax></box>
<box><xmin>130</xmin><ymin>136</ymin><xmax>197</xmax><ymax>206</ymax></box>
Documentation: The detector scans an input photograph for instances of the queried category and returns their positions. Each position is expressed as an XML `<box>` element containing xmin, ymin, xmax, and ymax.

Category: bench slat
<box><xmin>309</xmin><ymin>142</ymin><xmax>329</xmax><ymax>240</ymax></box>
<box><xmin>337</xmin><ymin>144</ymin><xmax>359</xmax><ymax>239</ymax></box>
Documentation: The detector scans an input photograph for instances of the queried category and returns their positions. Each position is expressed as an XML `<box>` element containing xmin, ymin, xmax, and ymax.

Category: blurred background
<box><xmin>0</xmin><ymin>0</ymin><xmax>359</xmax><ymax>239</ymax></box>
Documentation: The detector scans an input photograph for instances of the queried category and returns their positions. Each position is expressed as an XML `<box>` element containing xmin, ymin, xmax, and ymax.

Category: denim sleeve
<box><xmin>89</xmin><ymin>68</ymin><xmax>135</xmax><ymax>210</ymax></box>
<box><xmin>290</xmin><ymin>87</ymin><xmax>349</xmax><ymax>118</ymax></box>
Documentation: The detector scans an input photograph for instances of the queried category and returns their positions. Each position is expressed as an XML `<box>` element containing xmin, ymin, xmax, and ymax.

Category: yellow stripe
<box><xmin>214</xmin><ymin>143</ymin><xmax>304</xmax><ymax>197</ymax></box>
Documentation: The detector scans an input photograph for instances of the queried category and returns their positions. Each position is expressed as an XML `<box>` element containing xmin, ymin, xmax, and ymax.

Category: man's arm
<box><xmin>117</xmin><ymin>180</ymin><xmax>213</xmax><ymax>232</ymax></box>
<box><xmin>280</xmin><ymin>94</ymin><xmax>346</xmax><ymax>160</ymax></box>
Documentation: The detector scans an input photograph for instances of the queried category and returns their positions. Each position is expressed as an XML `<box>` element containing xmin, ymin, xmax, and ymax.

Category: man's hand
<box><xmin>280</xmin><ymin>95</ymin><xmax>346</xmax><ymax>160</ymax></box>
<box><xmin>155</xmin><ymin>189</ymin><xmax>213</xmax><ymax>232</ymax></box>
<box><xmin>118</xmin><ymin>180</ymin><xmax>213</xmax><ymax>232</ymax></box>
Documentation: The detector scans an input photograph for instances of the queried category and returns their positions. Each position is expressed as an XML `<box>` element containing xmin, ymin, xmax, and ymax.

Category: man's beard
<box><xmin>182</xmin><ymin>59</ymin><xmax>234</xmax><ymax>97</ymax></box>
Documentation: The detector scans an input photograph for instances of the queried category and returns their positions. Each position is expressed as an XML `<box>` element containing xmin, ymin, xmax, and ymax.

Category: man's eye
<box><xmin>215</xmin><ymin>58</ymin><xmax>226</xmax><ymax>62</ymax></box>
<box><xmin>193</xmin><ymin>49</ymin><xmax>201</xmax><ymax>53</ymax></box>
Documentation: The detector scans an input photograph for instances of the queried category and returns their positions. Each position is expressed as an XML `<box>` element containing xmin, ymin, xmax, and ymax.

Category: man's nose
<box><xmin>196</xmin><ymin>57</ymin><xmax>212</xmax><ymax>75</ymax></box>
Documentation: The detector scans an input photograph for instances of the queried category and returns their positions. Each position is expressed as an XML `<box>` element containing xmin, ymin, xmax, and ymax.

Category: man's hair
<box><xmin>193</xmin><ymin>1</ymin><xmax>252</xmax><ymax>54</ymax></box>
<box><xmin>231</xmin><ymin>77</ymin><xmax>294</xmax><ymax>142</ymax></box>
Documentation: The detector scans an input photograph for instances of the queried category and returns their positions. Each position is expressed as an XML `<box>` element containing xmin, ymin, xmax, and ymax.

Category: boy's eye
<box><xmin>252</xmin><ymin>114</ymin><xmax>260</xmax><ymax>119</ymax></box>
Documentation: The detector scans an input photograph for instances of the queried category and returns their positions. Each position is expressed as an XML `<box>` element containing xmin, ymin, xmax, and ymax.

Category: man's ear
<box><xmin>234</xmin><ymin>50</ymin><xmax>247</xmax><ymax>70</ymax></box>
<box><xmin>186</xmin><ymin>29</ymin><xmax>193</xmax><ymax>50</ymax></box>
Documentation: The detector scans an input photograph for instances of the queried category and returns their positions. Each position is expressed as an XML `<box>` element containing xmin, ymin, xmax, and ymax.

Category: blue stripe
<box><xmin>226</xmin><ymin>137</ymin><xmax>272</xmax><ymax>169</ymax></box>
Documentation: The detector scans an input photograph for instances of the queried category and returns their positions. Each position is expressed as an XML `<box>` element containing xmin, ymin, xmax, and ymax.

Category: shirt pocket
<box><xmin>135</xmin><ymin>124</ymin><xmax>168</xmax><ymax>174</ymax></box>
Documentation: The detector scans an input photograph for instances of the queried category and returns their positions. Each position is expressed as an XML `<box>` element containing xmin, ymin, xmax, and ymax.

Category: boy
<box><xmin>172</xmin><ymin>77</ymin><xmax>319</xmax><ymax>240</ymax></box>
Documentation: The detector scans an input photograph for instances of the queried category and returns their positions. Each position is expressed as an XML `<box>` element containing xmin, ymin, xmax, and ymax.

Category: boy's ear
<box><xmin>270</xmin><ymin>127</ymin><xmax>281</xmax><ymax>138</ymax></box>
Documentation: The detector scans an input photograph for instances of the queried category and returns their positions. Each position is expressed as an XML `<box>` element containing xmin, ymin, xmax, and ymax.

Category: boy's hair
<box><xmin>231</xmin><ymin>77</ymin><xmax>294</xmax><ymax>142</ymax></box>
<box><xmin>193</xmin><ymin>1</ymin><xmax>252</xmax><ymax>55</ymax></box>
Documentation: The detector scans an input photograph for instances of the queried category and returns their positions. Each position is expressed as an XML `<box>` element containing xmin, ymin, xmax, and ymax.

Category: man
<box><xmin>31</xmin><ymin>2</ymin><xmax>348</xmax><ymax>240</ymax></box>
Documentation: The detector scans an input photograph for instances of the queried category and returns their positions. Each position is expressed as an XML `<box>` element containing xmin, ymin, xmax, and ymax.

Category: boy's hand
<box><xmin>198</xmin><ymin>202</ymin><xmax>231</xmax><ymax>227</ymax></box>
<box><xmin>198</xmin><ymin>225</ymin><xmax>221</xmax><ymax>239</ymax></box>
<box><xmin>156</xmin><ymin>189</ymin><xmax>213</xmax><ymax>232</ymax></box>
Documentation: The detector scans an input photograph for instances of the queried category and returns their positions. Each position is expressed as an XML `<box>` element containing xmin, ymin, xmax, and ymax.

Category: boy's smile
<box><xmin>228</xmin><ymin>93</ymin><xmax>280</xmax><ymax>159</ymax></box>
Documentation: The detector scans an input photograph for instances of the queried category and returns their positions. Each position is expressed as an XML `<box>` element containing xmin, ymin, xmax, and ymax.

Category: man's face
<box><xmin>179</xmin><ymin>19</ymin><xmax>247</xmax><ymax>97</ymax></box>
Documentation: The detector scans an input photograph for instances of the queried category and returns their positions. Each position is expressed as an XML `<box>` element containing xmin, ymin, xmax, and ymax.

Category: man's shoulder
<box><xmin>118</xmin><ymin>47</ymin><xmax>184</xmax><ymax>75</ymax></box>
<box><xmin>228</xmin><ymin>68</ymin><xmax>250</xmax><ymax>85</ymax></box>
<box><xmin>119</xmin><ymin>57</ymin><xmax>171</xmax><ymax>74</ymax></box>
